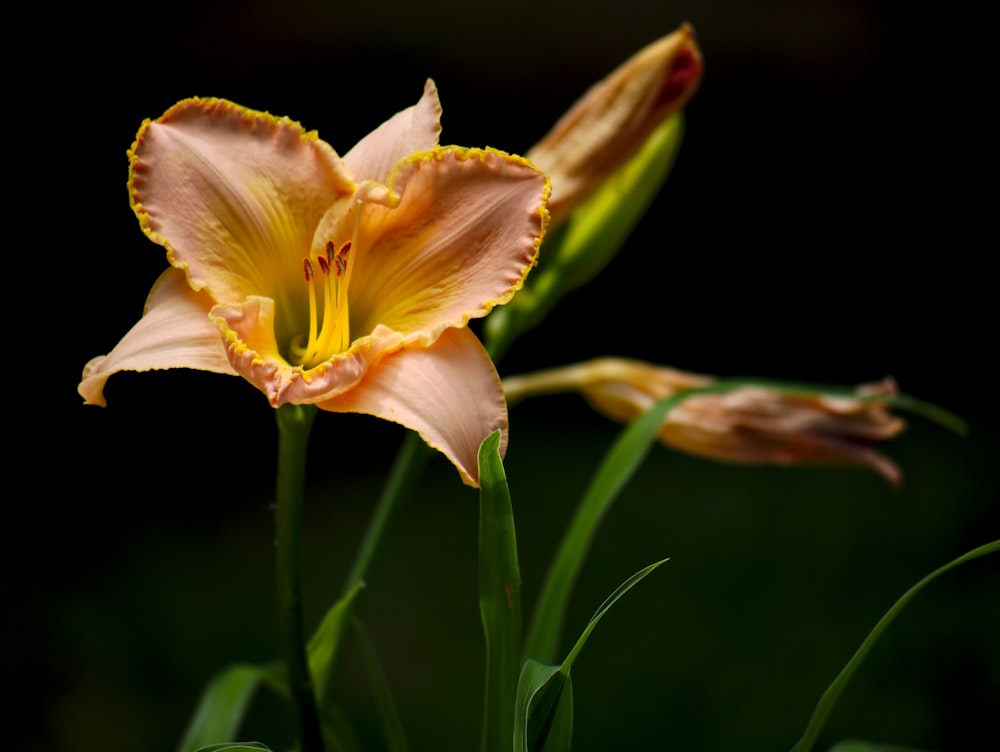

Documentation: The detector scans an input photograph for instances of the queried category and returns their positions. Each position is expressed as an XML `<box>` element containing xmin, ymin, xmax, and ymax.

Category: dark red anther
<box><xmin>325</xmin><ymin>240</ymin><xmax>335</xmax><ymax>262</ymax></box>
<box><xmin>303</xmin><ymin>258</ymin><xmax>314</xmax><ymax>282</ymax></box>
<box><xmin>317</xmin><ymin>256</ymin><xmax>330</xmax><ymax>274</ymax></box>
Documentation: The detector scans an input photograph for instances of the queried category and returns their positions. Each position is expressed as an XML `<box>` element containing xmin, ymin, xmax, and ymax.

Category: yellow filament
<box><xmin>293</xmin><ymin>200</ymin><xmax>363</xmax><ymax>368</ymax></box>
<box><xmin>289</xmin><ymin>260</ymin><xmax>318</xmax><ymax>365</ymax></box>
<box><xmin>329</xmin><ymin>199</ymin><xmax>363</xmax><ymax>351</ymax></box>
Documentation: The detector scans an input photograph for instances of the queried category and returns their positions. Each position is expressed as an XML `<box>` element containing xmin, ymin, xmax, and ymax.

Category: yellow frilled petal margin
<box><xmin>82</xmin><ymin>88</ymin><xmax>550</xmax><ymax>487</ymax></box>
<box><xmin>348</xmin><ymin>147</ymin><xmax>550</xmax><ymax>336</ymax></box>
<box><xmin>128</xmin><ymin>97</ymin><xmax>356</xmax><ymax>306</ymax></box>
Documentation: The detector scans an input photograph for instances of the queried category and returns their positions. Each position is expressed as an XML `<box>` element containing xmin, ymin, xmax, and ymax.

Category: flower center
<box><xmin>289</xmin><ymin>200</ymin><xmax>362</xmax><ymax>368</ymax></box>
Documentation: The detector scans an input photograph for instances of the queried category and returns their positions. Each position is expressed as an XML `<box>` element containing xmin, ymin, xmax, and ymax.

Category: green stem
<box><xmin>275</xmin><ymin>404</ymin><xmax>324</xmax><ymax>752</ymax></box>
<box><xmin>342</xmin><ymin>432</ymin><xmax>432</xmax><ymax>595</ymax></box>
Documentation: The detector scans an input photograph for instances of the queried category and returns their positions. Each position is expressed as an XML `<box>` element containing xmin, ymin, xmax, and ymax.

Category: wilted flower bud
<box><xmin>527</xmin><ymin>24</ymin><xmax>702</xmax><ymax>227</ymax></box>
<box><xmin>503</xmin><ymin>358</ymin><xmax>906</xmax><ymax>485</ymax></box>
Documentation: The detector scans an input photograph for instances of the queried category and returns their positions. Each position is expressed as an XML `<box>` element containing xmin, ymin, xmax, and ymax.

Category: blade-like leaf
<box><xmin>307</xmin><ymin>580</ymin><xmax>366</xmax><ymax>706</ymax></box>
<box><xmin>192</xmin><ymin>745</ymin><xmax>272</xmax><ymax>752</ymax></box>
<box><xmin>478</xmin><ymin>430</ymin><xmax>523</xmax><ymax>752</ymax></box>
<box><xmin>562</xmin><ymin>559</ymin><xmax>668</xmax><ymax>671</ymax></box>
<box><xmin>354</xmin><ymin>619</ymin><xmax>411</xmax><ymax>752</ymax></box>
<box><xmin>827</xmin><ymin>742</ymin><xmax>937</xmax><ymax>752</ymax></box>
<box><xmin>514</xmin><ymin>660</ymin><xmax>565</xmax><ymax>752</ymax></box>
<box><xmin>516</xmin><ymin>560</ymin><xmax>667</xmax><ymax>751</ymax></box>
<box><xmin>178</xmin><ymin>665</ymin><xmax>269</xmax><ymax>752</ymax></box>
<box><xmin>793</xmin><ymin>539</ymin><xmax>999</xmax><ymax>752</ymax></box>
<box><xmin>541</xmin><ymin>674</ymin><xmax>573</xmax><ymax>752</ymax></box>
<box><xmin>524</xmin><ymin>391</ymin><xmax>689</xmax><ymax>664</ymax></box>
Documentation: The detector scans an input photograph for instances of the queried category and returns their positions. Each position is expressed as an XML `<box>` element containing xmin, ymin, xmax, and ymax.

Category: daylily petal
<box><xmin>343</xmin><ymin>79</ymin><xmax>443</xmax><ymax>185</ymax></box>
<box><xmin>129</xmin><ymin>98</ymin><xmax>355</xmax><ymax>304</ymax></box>
<box><xmin>344</xmin><ymin>147</ymin><xmax>549</xmax><ymax>338</ymax></box>
<box><xmin>315</xmin><ymin>327</ymin><xmax>507</xmax><ymax>487</ymax></box>
<box><xmin>79</xmin><ymin>268</ymin><xmax>236</xmax><ymax>406</ymax></box>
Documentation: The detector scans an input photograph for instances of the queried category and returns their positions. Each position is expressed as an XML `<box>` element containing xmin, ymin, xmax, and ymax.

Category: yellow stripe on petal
<box><xmin>346</xmin><ymin>147</ymin><xmax>550</xmax><ymax>341</ymax></box>
<box><xmin>128</xmin><ymin>97</ymin><xmax>356</xmax><ymax>310</ymax></box>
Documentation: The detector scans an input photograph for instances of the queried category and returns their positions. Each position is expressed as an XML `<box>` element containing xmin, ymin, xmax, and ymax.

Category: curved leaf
<box><xmin>516</xmin><ymin>559</ymin><xmax>667</xmax><ymax>751</ymax></box>
<box><xmin>827</xmin><ymin>742</ymin><xmax>936</xmax><ymax>752</ymax></box>
<box><xmin>354</xmin><ymin>619</ymin><xmax>411</xmax><ymax>752</ymax></box>
<box><xmin>178</xmin><ymin>665</ymin><xmax>270</xmax><ymax>752</ymax></box>
<box><xmin>308</xmin><ymin>580</ymin><xmax>366</xmax><ymax>706</ymax></box>
<box><xmin>793</xmin><ymin>539</ymin><xmax>999</xmax><ymax>752</ymax></box>
<box><xmin>478</xmin><ymin>429</ymin><xmax>523</xmax><ymax>752</ymax></box>
<box><xmin>524</xmin><ymin>391</ymin><xmax>687</xmax><ymax>664</ymax></box>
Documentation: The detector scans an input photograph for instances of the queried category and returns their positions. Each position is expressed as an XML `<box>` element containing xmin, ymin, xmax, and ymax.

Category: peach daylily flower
<box><xmin>503</xmin><ymin>358</ymin><xmax>906</xmax><ymax>485</ymax></box>
<box><xmin>79</xmin><ymin>81</ymin><xmax>549</xmax><ymax>486</ymax></box>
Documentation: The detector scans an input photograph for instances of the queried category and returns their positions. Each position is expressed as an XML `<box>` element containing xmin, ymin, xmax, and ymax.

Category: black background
<box><xmin>16</xmin><ymin>1</ymin><xmax>998</xmax><ymax>750</ymax></box>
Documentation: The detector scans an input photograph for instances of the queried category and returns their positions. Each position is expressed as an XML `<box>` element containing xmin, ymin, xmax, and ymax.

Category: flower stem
<box><xmin>274</xmin><ymin>403</ymin><xmax>324</xmax><ymax>752</ymax></box>
<box><xmin>342</xmin><ymin>431</ymin><xmax>432</xmax><ymax>595</ymax></box>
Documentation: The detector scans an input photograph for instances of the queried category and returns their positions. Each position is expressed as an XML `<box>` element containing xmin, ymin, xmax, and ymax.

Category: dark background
<box><xmin>18</xmin><ymin>1</ymin><xmax>997</xmax><ymax>750</ymax></box>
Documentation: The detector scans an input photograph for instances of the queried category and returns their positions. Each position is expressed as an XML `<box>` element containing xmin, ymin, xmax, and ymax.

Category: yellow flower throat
<box><xmin>289</xmin><ymin>200</ymin><xmax>362</xmax><ymax>368</ymax></box>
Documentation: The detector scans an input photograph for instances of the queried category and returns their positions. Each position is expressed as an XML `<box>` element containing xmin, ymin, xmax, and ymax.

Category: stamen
<box><xmin>289</xmin><ymin>256</ymin><xmax>320</xmax><ymax>364</ymax></box>
<box><xmin>332</xmin><ymin>200</ymin><xmax>362</xmax><ymax>321</ymax></box>
<box><xmin>334</xmin><ymin>243</ymin><xmax>349</xmax><ymax>276</ymax></box>
<box><xmin>294</xmin><ymin>200</ymin><xmax>363</xmax><ymax>368</ymax></box>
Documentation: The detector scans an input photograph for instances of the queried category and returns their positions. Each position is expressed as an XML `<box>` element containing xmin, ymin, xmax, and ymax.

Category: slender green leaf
<box><xmin>562</xmin><ymin>559</ymin><xmax>668</xmax><ymax>670</ymax></box>
<box><xmin>540</xmin><ymin>674</ymin><xmax>573</xmax><ymax>752</ymax></box>
<box><xmin>342</xmin><ymin>432</ymin><xmax>433</xmax><ymax>594</ymax></box>
<box><xmin>192</xmin><ymin>745</ymin><xmax>272</xmax><ymax>752</ymax></box>
<box><xmin>516</xmin><ymin>560</ymin><xmax>667</xmax><ymax>751</ymax></box>
<box><xmin>888</xmin><ymin>393</ymin><xmax>967</xmax><ymax>436</ymax></box>
<box><xmin>478</xmin><ymin>430</ymin><xmax>523</xmax><ymax>752</ymax></box>
<box><xmin>524</xmin><ymin>390</ymin><xmax>689</xmax><ymax>664</ymax></box>
<box><xmin>514</xmin><ymin>661</ymin><xmax>565</xmax><ymax>752</ymax></box>
<box><xmin>319</xmin><ymin>703</ymin><xmax>366</xmax><ymax>752</ymax></box>
<box><xmin>354</xmin><ymin>619</ymin><xmax>411</xmax><ymax>752</ymax></box>
<box><xmin>178</xmin><ymin>665</ymin><xmax>269</xmax><ymax>752</ymax></box>
<box><xmin>793</xmin><ymin>540</ymin><xmax>1000</xmax><ymax>752</ymax></box>
<box><xmin>307</xmin><ymin>580</ymin><xmax>366</xmax><ymax>706</ymax></box>
<box><xmin>827</xmin><ymin>742</ymin><xmax>937</xmax><ymax>752</ymax></box>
